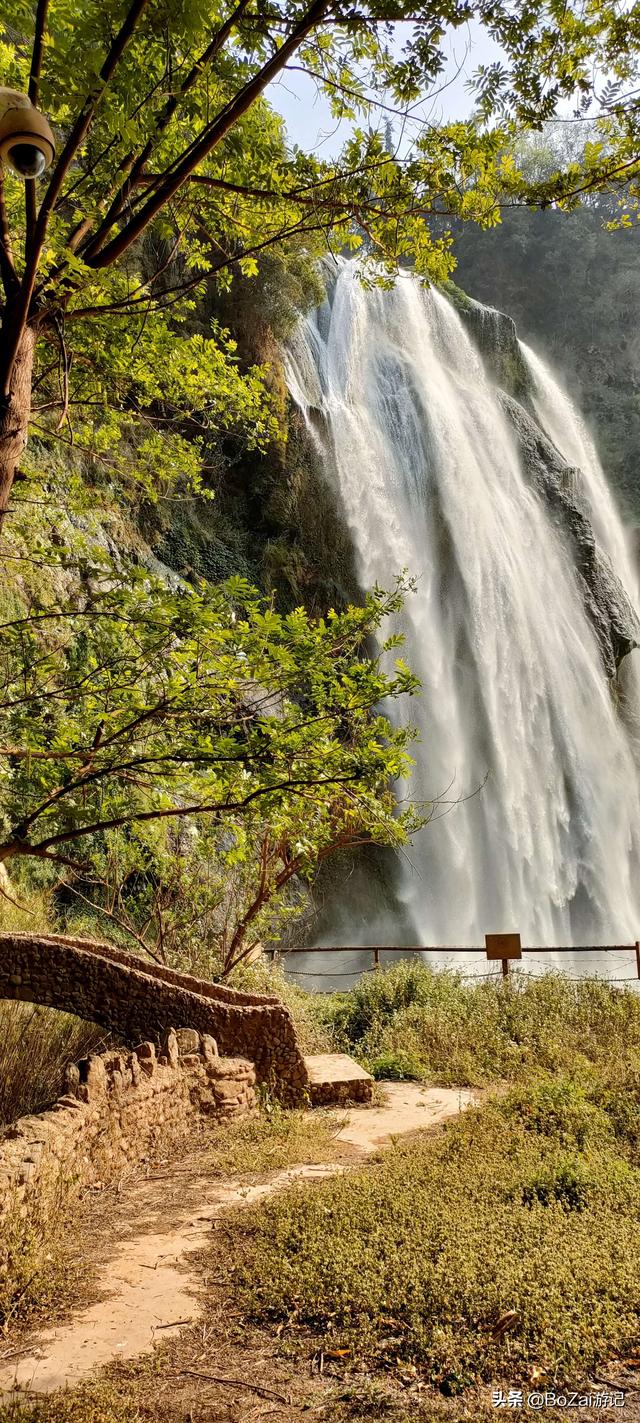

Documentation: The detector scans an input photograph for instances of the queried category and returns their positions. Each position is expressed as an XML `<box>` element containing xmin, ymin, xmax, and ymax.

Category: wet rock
<box><xmin>455</xmin><ymin>296</ymin><xmax>531</xmax><ymax>400</ymax></box>
<box><xmin>500</xmin><ymin>392</ymin><xmax>640</xmax><ymax>675</ymax></box>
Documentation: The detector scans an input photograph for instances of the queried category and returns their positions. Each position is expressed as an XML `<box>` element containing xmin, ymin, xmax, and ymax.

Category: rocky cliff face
<box><xmin>453</xmin><ymin>292</ymin><xmax>531</xmax><ymax>402</ymax></box>
<box><xmin>444</xmin><ymin>284</ymin><xmax>639</xmax><ymax>678</ymax></box>
<box><xmin>500</xmin><ymin>392</ymin><xmax>639</xmax><ymax>677</ymax></box>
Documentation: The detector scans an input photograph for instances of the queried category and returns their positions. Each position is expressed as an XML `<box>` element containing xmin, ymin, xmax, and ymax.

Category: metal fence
<box><xmin>265</xmin><ymin>934</ymin><xmax>640</xmax><ymax>985</ymax></box>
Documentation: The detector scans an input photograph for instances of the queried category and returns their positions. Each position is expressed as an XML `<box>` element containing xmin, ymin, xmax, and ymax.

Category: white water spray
<box><xmin>286</xmin><ymin>263</ymin><xmax>640</xmax><ymax>976</ymax></box>
<box><xmin>523</xmin><ymin>341</ymin><xmax>640</xmax><ymax>611</ymax></box>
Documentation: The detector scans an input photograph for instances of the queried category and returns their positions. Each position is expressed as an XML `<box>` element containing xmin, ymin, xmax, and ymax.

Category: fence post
<box><xmin>636</xmin><ymin>942</ymin><xmax>640</xmax><ymax>981</ymax></box>
<box><xmin>373</xmin><ymin>947</ymin><xmax>380</xmax><ymax>972</ymax></box>
<box><xmin>485</xmin><ymin>933</ymin><xmax>522</xmax><ymax>983</ymax></box>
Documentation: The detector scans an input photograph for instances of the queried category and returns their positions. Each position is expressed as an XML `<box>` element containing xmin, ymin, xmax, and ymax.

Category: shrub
<box><xmin>317</xmin><ymin>963</ymin><xmax>640</xmax><ymax>1088</ymax></box>
<box><xmin>367</xmin><ymin>1049</ymin><xmax>426</xmax><ymax>1081</ymax></box>
<box><xmin>499</xmin><ymin>1078</ymin><xmax>612</xmax><ymax>1149</ymax></box>
<box><xmin>519</xmin><ymin>1156</ymin><xmax>595</xmax><ymax>1211</ymax></box>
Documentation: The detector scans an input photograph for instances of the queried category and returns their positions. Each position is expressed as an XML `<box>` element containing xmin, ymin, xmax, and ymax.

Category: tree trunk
<box><xmin>0</xmin><ymin>324</ymin><xmax>35</xmax><ymax>526</ymax></box>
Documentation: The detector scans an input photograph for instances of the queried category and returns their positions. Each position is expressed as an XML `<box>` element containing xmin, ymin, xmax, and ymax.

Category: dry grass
<box><xmin>0</xmin><ymin>1170</ymin><xmax>90</xmax><ymax>1335</ymax></box>
<box><xmin>0</xmin><ymin>1002</ymin><xmax>108</xmax><ymax>1127</ymax></box>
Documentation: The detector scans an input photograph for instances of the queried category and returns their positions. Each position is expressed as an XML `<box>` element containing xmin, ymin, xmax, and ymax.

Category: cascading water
<box><xmin>523</xmin><ymin>341</ymin><xmax>640</xmax><ymax>612</ymax></box>
<box><xmin>285</xmin><ymin>261</ymin><xmax>640</xmax><ymax>980</ymax></box>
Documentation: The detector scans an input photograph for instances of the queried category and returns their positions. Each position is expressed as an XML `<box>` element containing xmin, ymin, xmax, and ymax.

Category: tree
<box><xmin>0</xmin><ymin>527</ymin><xmax>426</xmax><ymax>972</ymax></box>
<box><xmin>1</xmin><ymin>0</ymin><xmax>639</xmax><ymax>526</ymax></box>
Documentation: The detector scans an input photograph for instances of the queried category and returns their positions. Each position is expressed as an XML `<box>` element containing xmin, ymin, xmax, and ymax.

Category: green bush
<box><xmin>367</xmin><ymin>1049</ymin><xmax>426</xmax><ymax>1081</ymax></box>
<box><xmin>317</xmin><ymin>961</ymin><xmax>640</xmax><ymax>1088</ymax></box>
<box><xmin>519</xmin><ymin>1155</ymin><xmax>595</xmax><ymax>1211</ymax></box>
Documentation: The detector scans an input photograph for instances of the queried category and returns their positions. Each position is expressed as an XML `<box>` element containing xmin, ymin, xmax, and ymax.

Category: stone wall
<box><xmin>0</xmin><ymin>1026</ymin><xmax>258</xmax><ymax>1229</ymax></box>
<box><xmin>0</xmin><ymin>932</ymin><xmax>309</xmax><ymax>1104</ymax></box>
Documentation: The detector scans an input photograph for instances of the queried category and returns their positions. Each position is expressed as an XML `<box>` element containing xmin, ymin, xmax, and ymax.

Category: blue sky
<box><xmin>267</xmin><ymin>21</ymin><xmax>503</xmax><ymax>157</ymax></box>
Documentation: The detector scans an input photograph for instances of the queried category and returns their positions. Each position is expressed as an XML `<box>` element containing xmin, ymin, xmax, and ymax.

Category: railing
<box><xmin>266</xmin><ymin>934</ymin><xmax>640</xmax><ymax>984</ymax></box>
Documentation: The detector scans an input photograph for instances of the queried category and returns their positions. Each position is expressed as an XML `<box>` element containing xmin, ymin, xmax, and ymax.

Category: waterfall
<box><xmin>522</xmin><ymin>341</ymin><xmax>640</xmax><ymax>612</ymax></box>
<box><xmin>286</xmin><ymin>261</ymin><xmax>640</xmax><ymax>981</ymax></box>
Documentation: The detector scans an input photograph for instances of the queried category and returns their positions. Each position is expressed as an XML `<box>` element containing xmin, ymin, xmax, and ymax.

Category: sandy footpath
<box><xmin>0</xmin><ymin>1083</ymin><xmax>474</xmax><ymax>1397</ymax></box>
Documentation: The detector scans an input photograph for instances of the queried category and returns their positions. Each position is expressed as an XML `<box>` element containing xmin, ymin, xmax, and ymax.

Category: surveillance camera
<box><xmin>0</xmin><ymin>87</ymin><xmax>55</xmax><ymax>180</ymax></box>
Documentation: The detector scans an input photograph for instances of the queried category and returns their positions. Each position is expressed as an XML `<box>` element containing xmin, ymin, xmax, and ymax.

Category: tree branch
<box><xmin>36</xmin><ymin>0</ymin><xmax>152</xmax><ymax>234</ymax></box>
<box><xmin>83</xmin><ymin>0</ymin><xmax>253</xmax><ymax>260</ymax></box>
<box><xmin>0</xmin><ymin>774</ymin><xmax>363</xmax><ymax>861</ymax></box>
<box><xmin>0</xmin><ymin>179</ymin><xmax>19</xmax><ymax>300</ymax></box>
<box><xmin>84</xmin><ymin>0</ymin><xmax>332</xmax><ymax>270</ymax></box>
<box><xmin>25</xmin><ymin>0</ymin><xmax>51</xmax><ymax>246</ymax></box>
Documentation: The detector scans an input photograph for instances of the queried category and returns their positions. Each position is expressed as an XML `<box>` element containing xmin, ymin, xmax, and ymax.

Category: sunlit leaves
<box><xmin>0</xmin><ymin>525</ymin><xmax>424</xmax><ymax>879</ymax></box>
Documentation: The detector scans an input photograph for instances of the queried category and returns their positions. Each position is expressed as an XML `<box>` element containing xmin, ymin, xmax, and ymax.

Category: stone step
<box><xmin>304</xmin><ymin>1053</ymin><xmax>373</xmax><ymax>1106</ymax></box>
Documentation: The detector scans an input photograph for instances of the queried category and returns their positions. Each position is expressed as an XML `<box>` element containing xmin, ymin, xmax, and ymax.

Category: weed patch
<box><xmin>0</xmin><ymin>1173</ymin><xmax>86</xmax><ymax>1334</ymax></box>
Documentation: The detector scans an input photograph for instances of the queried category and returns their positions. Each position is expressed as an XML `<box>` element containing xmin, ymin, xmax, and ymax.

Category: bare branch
<box><xmin>64</xmin><ymin>882</ymin><xmax>167</xmax><ymax>965</ymax></box>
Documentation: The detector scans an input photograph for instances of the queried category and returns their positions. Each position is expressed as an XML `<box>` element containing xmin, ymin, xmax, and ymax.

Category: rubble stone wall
<box><xmin>0</xmin><ymin>932</ymin><xmax>309</xmax><ymax>1104</ymax></box>
<box><xmin>0</xmin><ymin>1027</ymin><xmax>258</xmax><ymax>1228</ymax></box>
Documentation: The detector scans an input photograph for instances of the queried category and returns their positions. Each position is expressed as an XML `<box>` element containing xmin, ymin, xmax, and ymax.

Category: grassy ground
<box><xmin>232</xmin><ymin>1071</ymin><xmax>640</xmax><ymax>1390</ymax></box>
<box><xmin>2</xmin><ymin>962</ymin><xmax>640</xmax><ymax>1420</ymax></box>
<box><xmin>0</xmin><ymin>1172</ymin><xmax>90</xmax><ymax>1338</ymax></box>
<box><xmin>176</xmin><ymin>1098</ymin><xmax>346</xmax><ymax>1178</ymax></box>
<box><xmin>225</xmin><ymin>964</ymin><xmax>640</xmax><ymax>1405</ymax></box>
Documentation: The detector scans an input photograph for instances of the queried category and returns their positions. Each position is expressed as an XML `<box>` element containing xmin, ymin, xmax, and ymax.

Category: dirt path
<box><xmin>0</xmin><ymin>1084</ymin><xmax>474</xmax><ymax>1399</ymax></box>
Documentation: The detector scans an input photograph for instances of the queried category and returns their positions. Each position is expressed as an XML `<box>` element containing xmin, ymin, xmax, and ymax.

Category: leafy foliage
<box><xmin>1</xmin><ymin>0</ymin><xmax>639</xmax><ymax>522</ymax></box>
<box><xmin>0</xmin><ymin>505</ymin><xmax>425</xmax><ymax>971</ymax></box>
